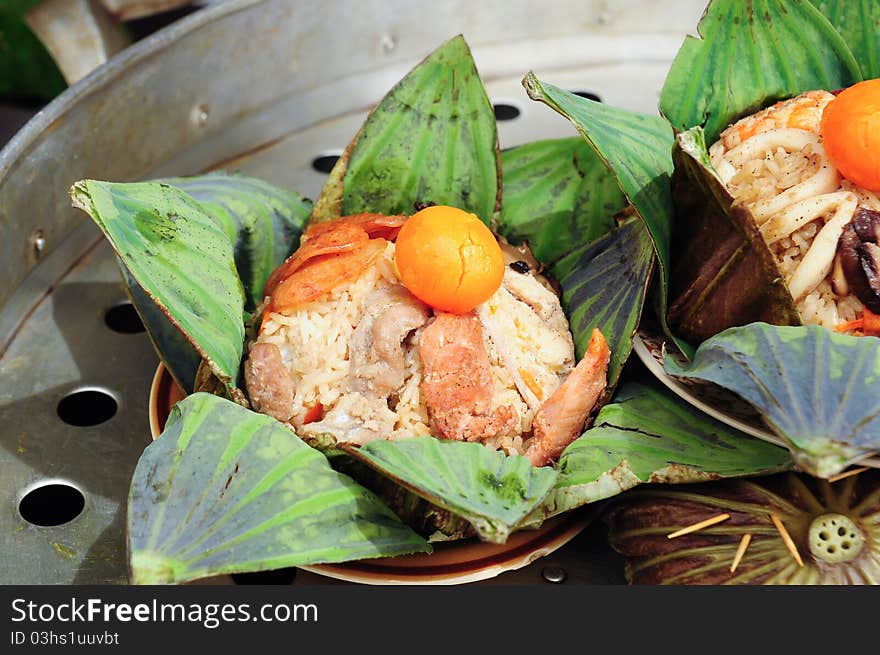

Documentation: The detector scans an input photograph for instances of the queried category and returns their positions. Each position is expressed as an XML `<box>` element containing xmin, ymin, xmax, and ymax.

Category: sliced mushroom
<box><xmin>838</xmin><ymin>207</ymin><xmax>880</xmax><ymax>313</ymax></box>
<box><xmin>787</xmin><ymin>193</ymin><xmax>857</xmax><ymax>301</ymax></box>
<box><xmin>831</xmin><ymin>252</ymin><xmax>849</xmax><ymax>297</ymax></box>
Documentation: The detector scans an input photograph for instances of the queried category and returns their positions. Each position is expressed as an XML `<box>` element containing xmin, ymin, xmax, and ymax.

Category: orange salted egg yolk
<box><xmin>821</xmin><ymin>78</ymin><xmax>880</xmax><ymax>191</ymax></box>
<box><xmin>394</xmin><ymin>205</ymin><xmax>504</xmax><ymax>314</ymax></box>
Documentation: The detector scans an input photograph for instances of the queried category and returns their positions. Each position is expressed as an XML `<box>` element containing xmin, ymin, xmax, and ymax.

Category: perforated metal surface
<box><xmin>0</xmin><ymin>0</ymin><xmax>708</xmax><ymax>584</ymax></box>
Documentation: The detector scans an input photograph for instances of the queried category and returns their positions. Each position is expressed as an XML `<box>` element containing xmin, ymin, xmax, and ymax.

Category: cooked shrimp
<box><xmin>263</xmin><ymin>213</ymin><xmax>406</xmax><ymax>296</ymax></box>
<box><xmin>305</xmin><ymin>212</ymin><xmax>406</xmax><ymax>242</ymax></box>
<box><xmin>717</xmin><ymin>90</ymin><xmax>836</xmax><ymax>152</ymax></box>
<box><xmin>263</xmin><ymin>222</ymin><xmax>368</xmax><ymax>296</ymax></box>
<box><xmin>525</xmin><ymin>328</ymin><xmax>610</xmax><ymax>467</ymax></box>
<box><xmin>266</xmin><ymin>238</ymin><xmax>387</xmax><ymax>315</ymax></box>
<box><xmin>419</xmin><ymin>312</ymin><xmax>518</xmax><ymax>443</ymax></box>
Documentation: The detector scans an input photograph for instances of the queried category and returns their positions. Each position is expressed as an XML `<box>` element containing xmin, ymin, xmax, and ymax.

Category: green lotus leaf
<box><xmin>330</xmin><ymin>456</ymin><xmax>475</xmax><ymax>542</ymax></box>
<box><xmin>163</xmin><ymin>172</ymin><xmax>312</xmax><ymax>311</ymax></box>
<box><xmin>811</xmin><ymin>0</ymin><xmax>880</xmax><ymax>79</ymax></box>
<box><xmin>117</xmin><ymin>173</ymin><xmax>311</xmax><ymax>393</ymax></box>
<box><xmin>128</xmin><ymin>393</ymin><xmax>430</xmax><ymax>584</ymax></box>
<box><xmin>659</xmin><ymin>0</ymin><xmax>861</xmax><ymax>145</ymax></box>
<box><xmin>341</xmin><ymin>437</ymin><xmax>558</xmax><ymax>543</ymax></box>
<box><xmin>524</xmin><ymin>382</ymin><xmax>792</xmax><ymax>526</ymax></box>
<box><xmin>667</xmin><ymin>127</ymin><xmax>801</xmax><ymax>343</ymax></box>
<box><xmin>522</xmin><ymin>73</ymin><xmax>690</xmax><ymax>356</ymax></box>
<box><xmin>71</xmin><ymin>180</ymin><xmax>245</xmax><ymax>393</ymax></box>
<box><xmin>498</xmin><ymin>137</ymin><xmax>626</xmax><ymax>264</ymax></box>
<box><xmin>665</xmin><ymin>322</ymin><xmax>880</xmax><ymax>478</ymax></box>
<box><xmin>320</xmin><ymin>35</ymin><xmax>499</xmax><ymax>223</ymax></box>
<box><xmin>122</xmin><ymin>269</ymin><xmax>201</xmax><ymax>394</ymax></box>
<box><xmin>606</xmin><ymin>471</ymin><xmax>880</xmax><ymax>584</ymax></box>
<box><xmin>551</xmin><ymin>218</ymin><xmax>655</xmax><ymax>391</ymax></box>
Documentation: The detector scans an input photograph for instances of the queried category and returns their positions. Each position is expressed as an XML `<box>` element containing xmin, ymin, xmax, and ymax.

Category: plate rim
<box><xmin>298</xmin><ymin>509</ymin><xmax>592</xmax><ymax>585</ymax></box>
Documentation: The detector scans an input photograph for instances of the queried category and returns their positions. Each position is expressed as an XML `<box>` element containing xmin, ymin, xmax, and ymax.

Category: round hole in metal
<box><xmin>311</xmin><ymin>154</ymin><xmax>340</xmax><ymax>174</ymax></box>
<box><xmin>231</xmin><ymin>568</ymin><xmax>297</xmax><ymax>585</ymax></box>
<box><xmin>493</xmin><ymin>103</ymin><xmax>521</xmax><ymax>121</ymax></box>
<box><xmin>572</xmin><ymin>90</ymin><xmax>602</xmax><ymax>102</ymax></box>
<box><xmin>19</xmin><ymin>482</ymin><xmax>85</xmax><ymax>527</ymax></box>
<box><xmin>104</xmin><ymin>302</ymin><xmax>145</xmax><ymax>334</ymax></box>
<box><xmin>57</xmin><ymin>389</ymin><xmax>118</xmax><ymax>427</ymax></box>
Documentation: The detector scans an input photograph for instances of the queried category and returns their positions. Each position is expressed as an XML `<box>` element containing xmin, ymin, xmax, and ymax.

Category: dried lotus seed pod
<box><xmin>604</xmin><ymin>471</ymin><xmax>880</xmax><ymax>584</ymax></box>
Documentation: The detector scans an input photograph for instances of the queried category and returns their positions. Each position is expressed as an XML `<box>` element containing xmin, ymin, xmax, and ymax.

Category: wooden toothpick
<box><xmin>730</xmin><ymin>533</ymin><xmax>752</xmax><ymax>573</ymax></box>
<box><xmin>827</xmin><ymin>467</ymin><xmax>869</xmax><ymax>483</ymax></box>
<box><xmin>666</xmin><ymin>513</ymin><xmax>730</xmax><ymax>539</ymax></box>
<box><xmin>770</xmin><ymin>513</ymin><xmax>804</xmax><ymax>567</ymax></box>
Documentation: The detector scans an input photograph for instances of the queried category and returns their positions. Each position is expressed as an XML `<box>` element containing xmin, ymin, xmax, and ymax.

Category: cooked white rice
<box><xmin>254</xmin><ymin>241</ymin><xmax>573</xmax><ymax>454</ymax></box>
<box><xmin>709</xmin><ymin>91</ymin><xmax>876</xmax><ymax>329</ymax></box>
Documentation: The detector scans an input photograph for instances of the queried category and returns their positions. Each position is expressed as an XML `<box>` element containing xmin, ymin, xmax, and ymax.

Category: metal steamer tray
<box><xmin>0</xmin><ymin>0</ymin><xmax>707</xmax><ymax>584</ymax></box>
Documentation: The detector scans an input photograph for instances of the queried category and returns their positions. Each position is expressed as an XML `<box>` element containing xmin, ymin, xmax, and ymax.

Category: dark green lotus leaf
<box><xmin>122</xmin><ymin>269</ymin><xmax>201</xmax><ymax>394</ymax></box>
<box><xmin>523</xmin><ymin>382</ymin><xmax>791</xmax><ymax>526</ymax></box>
<box><xmin>340</xmin><ymin>35</ymin><xmax>499</xmax><ymax>222</ymax></box>
<box><xmin>498</xmin><ymin>137</ymin><xmax>626</xmax><ymax>264</ymax></box>
<box><xmin>162</xmin><ymin>172</ymin><xmax>312</xmax><ymax>311</ymax></box>
<box><xmin>523</xmin><ymin>73</ymin><xmax>673</xmax><ymax>281</ymax></box>
<box><xmin>331</xmin><ymin>456</ymin><xmax>475</xmax><ymax>542</ymax></box>
<box><xmin>551</xmin><ymin>218</ymin><xmax>655</xmax><ymax>391</ymax></box>
<box><xmin>660</xmin><ymin>0</ymin><xmax>861</xmax><ymax>145</ymax></box>
<box><xmin>71</xmin><ymin>180</ymin><xmax>245</xmax><ymax>392</ymax></box>
<box><xmin>811</xmin><ymin>0</ymin><xmax>880</xmax><ymax>80</ymax></box>
<box><xmin>606</xmin><ymin>471</ymin><xmax>880</xmax><ymax>584</ymax></box>
<box><xmin>341</xmin><ymin>437</ymin><xmax>558</xmax><ymax>543</ymax></box>
<box><xmin>665</xmin><ymin>322</ymin><xmax>880</xmax><ymax>478</ymax></box>
<box><xmin>522</xmin><ymin>73</ymin><xmax>690</xmax><ymax>357</ymax></box>
<box><xmin>115</xmin><ymin>173</ymin><xmax>311</xmax><ymax>393</ymax></box>
<box><xmin>128</xmin><ymin>393</ymin><xmax>430</xmax><ymax>584</ymax></box>
<box><xmin>668</xmin><ymin>127</ymin><xmax>801</xmax><ymax>343</ymax></box>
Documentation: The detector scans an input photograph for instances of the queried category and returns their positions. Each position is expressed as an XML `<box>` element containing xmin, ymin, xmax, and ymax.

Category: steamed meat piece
<box><xmin>299</xmin><ymin>392</ymin><xmax>398</xmax><ymax>444</ymax></box>
<box><xmin>500</xmin><ymin>267</ymin><xmax>570</xmax><ymax>336</ymax></box>
<box><xmin>525</xmin><ymin>328</ymin><xmax>610</xmax><ymax>467</ymax></box>
<box><xmin>243</xmin><ymin>342</ymin><xmax>296</xmax><ymax>422</ymax></box>
<box><xmin>476</xmin><ymin>268</ymin><xmax>575</xmax><ymax>414</ymax></box>
<box><xmin>301</xmin><ymin>284</ymin><xmax>429</xmax><ymax>444</ymax></box>
<box><xmin>349</xmin><ymin>285</ymin><xmax>430</xmax><ymax>396</ymax></box>
<box><xmin>498</xmin><ymin>241</ymin><xmax>556</xmax><ymax>293</ymax></box>
<box><xmin>419</xmin><ymin>312</ymin><xmax>518</xmax><ymax>442</ymax></box>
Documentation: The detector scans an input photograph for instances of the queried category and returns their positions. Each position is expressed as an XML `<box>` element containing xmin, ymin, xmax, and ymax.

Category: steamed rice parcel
<box><xmin>244</xmin><ymin>205</ymin><xmax>609</xmax><ymax>467</ymax></box>
<box><xmin>708</xmin><ymin>80</ymin><xmax>880</xmax><ymax>334</ymax></box>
